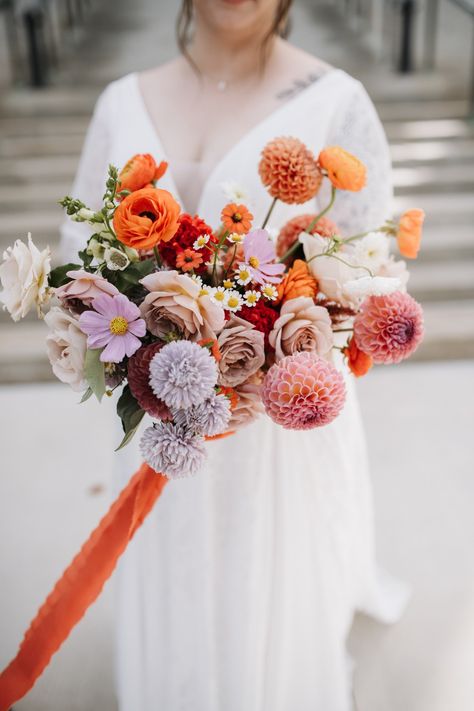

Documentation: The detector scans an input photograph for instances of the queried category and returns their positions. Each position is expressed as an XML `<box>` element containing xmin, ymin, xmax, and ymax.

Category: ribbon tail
<box><xmin>0</xmin><ymin>463</ymin><xmax>167</xmax><ymax>711</ymax></box>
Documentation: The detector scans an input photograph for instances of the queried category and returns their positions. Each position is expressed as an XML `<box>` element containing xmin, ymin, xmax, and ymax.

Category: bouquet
<box><xmin>0</xmin><ymin>138</ymin><xmax>424</xmax><ymax>708</ymax></box>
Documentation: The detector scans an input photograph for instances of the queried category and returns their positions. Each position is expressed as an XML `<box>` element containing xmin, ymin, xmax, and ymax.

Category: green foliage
<box><xmin>48</xmin><ymin>263</ymin><xmax>81</xmax><ymax>288</ymax></box>
<box><xmin>84</xmin><ymin>349</ymin><xmax>106</xmax><ymax>402</ymax></box>
<box><xmin>115</xmin><ymin>385</ymin><xmax>145</xmax><ymax>451</ymax></box>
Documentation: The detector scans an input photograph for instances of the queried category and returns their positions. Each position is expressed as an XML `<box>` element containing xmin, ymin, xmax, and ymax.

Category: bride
<box><xmin>61</xmin><ymin>1</ymin><xmax>407</xmax><ymax>709</ymax></box>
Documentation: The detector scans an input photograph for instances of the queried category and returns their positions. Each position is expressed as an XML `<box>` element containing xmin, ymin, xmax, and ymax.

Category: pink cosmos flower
<box><xmin>240</xmin><ymin>229</ymin><xmax>285</xmax><ymax>285</ymax></box>
<box><xmin>79</xmin><ymin>293</ymin><xmax>146</xmax><ymax>363</ymax></box>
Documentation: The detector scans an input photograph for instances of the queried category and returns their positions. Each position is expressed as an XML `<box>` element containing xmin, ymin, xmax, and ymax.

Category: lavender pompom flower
<box><xmin>149</xmin><ymin>340</ymin><xmax>218</xmax><ymax>410</ymax></box>
<box><xmin>173</xmin><ymin>393</ymin><xmax>231</xmax><ymax>437</ymax></box>
<box><xmin>140</xmin><ymin>421</ymin><xmax>206</xmax><ymax>478</ymax></box>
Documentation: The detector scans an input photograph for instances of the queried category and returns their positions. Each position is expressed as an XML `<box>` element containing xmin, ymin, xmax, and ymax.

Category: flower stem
<box><xmin>261</xmin><ymin>197</ymin><xmax>278</xmax><ymax>229</ymax></box>
<box><xmin>223</xmin><ymin>243</ymin><xmax>238</xmax><ymax>279</ymax></box>
<box><xmin>153</xmin><ymin>246</ymin><xmax>162</xmax><ymax>268</ymax></box>
<box><xmin>305</xmin><ymin>186</ymin><xmax>337</xmax><ymax>234</ymax></box>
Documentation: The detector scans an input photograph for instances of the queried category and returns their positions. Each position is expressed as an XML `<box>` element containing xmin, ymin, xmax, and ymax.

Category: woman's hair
<box><xmin>176</xmin><ymin>0</ymin><xmax>293</xmax><ymax>66</ymax></box>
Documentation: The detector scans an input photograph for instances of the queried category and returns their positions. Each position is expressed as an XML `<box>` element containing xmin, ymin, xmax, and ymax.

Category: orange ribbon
<box><xmin>0</xmin><ymin>463</ymin><xmax>167</xmax><ymax>710</ymax></box>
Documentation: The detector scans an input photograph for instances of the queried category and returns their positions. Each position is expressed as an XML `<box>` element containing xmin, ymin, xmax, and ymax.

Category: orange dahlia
<box><xmin>318</xmin><ymin>146</ymin><xmax>366</xmax><ymax>192</ymax></box>
<box><xmin>221</xmin><ymin>203</ymin><xmax>253</xmax><ymax>235</ymax></box>
<box><xmin>343</xmin><ymin>336</ymin><xmax>373</xmax><ymax>377</ymax></box>
<box><xmin>276</xmin><ymin>260</ymin><xmax>318</xmax><ymax>304</ymax></box>
<box><xmin>396</xmin><ymin>208</ymin><xmax>425</xmax><ymax>259</ymax></box>
<box><xmin>176</xmin><ymin>248</ymin><xmax>203</xmax><ymax>272</ymax></box>
<box><xmin>276</xmin><ymin>213</ymin><xmax>339</xmax><ymax>261</ymax></box>
<box><xmin>258</xmin><ymin>136</ymin><xmax>323</xmax><ymax>204</ymax></box>
<box><xmin>118</xmin><ymin>153</ymin><xmax>167</xmax><ymax>193</ymax></box>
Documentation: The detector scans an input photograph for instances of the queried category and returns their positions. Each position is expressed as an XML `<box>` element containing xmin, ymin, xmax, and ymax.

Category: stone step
<box><xmin>0</xmin><ymin>156</ymin><xmax>78</xmax><ymax>185</ymax></box>
<box><xmin>1</xmin><ymin>299</ymin><xmax>472</xmax><ymax>383</ymax></box>
<box><xmin>376</xmin><ymin>99</ymin><xmax>471</xmax><ymax>122</ymax></box>
<box><xmin>0</xmin><ymin>116</ymin><xmax>89</xmax><ymax>138</ymax></box>
<box><xmin>0</xmin><ymin>135</ymin><xmax>84</xmax><ymax>159</ymax></box>
<box><xmin>392</xmin><ymin>163</ymin><xmax>474</xmax><ymax>194</ymax></box>
<box><xmin>393</xmin><ymin>193</ymin><xmax>474</xmax><ymax>224</ymax></box>
<box><xmin>0</xmin><ymin>87</ymin><xmax>99</xmax><ymax>118</ymax></box>
<box><xmin>390</xmin><ymin>139</ymin><xmax>474</xmax><ymax>164</ymax></box>
<box><xmin>408</xmin><ymin>260</ymin><xmax>474</xmax><ymax>302</ymax></box>
<box><xmin>385</xmin><ymin>119</ymin><xmax>474</xmax><ymax>142</ymax></box>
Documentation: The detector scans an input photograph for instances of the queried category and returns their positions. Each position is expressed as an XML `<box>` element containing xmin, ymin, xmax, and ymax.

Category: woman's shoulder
<box><xmin>274</xmin><ymin>40</ymin><xmax>363</xmax><ymax>99</ymax></box>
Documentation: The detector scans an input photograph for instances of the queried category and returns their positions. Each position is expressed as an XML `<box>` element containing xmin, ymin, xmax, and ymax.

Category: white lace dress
<box><xmin>61</xmin><ymin>69</ymin><xmax>408</xmax><ymax>711</ymax></box>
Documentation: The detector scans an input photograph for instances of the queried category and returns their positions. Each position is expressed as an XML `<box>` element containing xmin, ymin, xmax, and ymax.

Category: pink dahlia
<box><xmin>79</xmin><ymin>293</ymin><xmax>146</xmax><ymax>363</ymax></box>
<box><xmin>353</xmin><ymin>291</ymin><xmax>424</xmax><ymax>364</ymax></box>
<box><xmin>262</xmin><ymin>351</ymin><xmax>346</xmax><ymax>429</ymax></box>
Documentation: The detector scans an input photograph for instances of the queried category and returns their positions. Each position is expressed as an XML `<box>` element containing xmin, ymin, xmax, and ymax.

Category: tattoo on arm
<box><xmin>275</xmin><ymin>72</ymin><xmax>324</xmax><ymax>102</ymax></box>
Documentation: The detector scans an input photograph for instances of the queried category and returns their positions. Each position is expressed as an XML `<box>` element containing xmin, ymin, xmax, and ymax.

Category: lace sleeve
<box><xmin>59</xmin><ymin>85</ymin><xmax>113</xmax><ymax>262</ymax></box>
<box><xmin>317</xmin><ymin>79</ymin><xmax>394</xmax><ymax>236</ymax></box>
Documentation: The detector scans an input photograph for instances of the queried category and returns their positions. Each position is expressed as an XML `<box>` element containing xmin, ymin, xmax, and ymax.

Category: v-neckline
<box><xmin>128</xmin><ymin>68</ymin><xmax>341</xmax><ymax>214</ymax></box>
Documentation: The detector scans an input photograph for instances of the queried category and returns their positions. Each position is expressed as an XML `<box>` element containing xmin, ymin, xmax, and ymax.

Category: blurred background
<box><xmin>0</xmin><ymin>0</ymin><xmax>473</xmax><ymax>709</ymax></box>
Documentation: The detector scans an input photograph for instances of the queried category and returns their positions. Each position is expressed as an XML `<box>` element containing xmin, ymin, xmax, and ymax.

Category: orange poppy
<box><xmin>318</xmin><ymin>146</ymin><xmax>366</xmax><ymax>192</ymax></box>
<box><xmin>276</xmin><ymin>259</ymin><xmax>318</xmax><ymax>304</ymax></box>
<box><xmin>343</xmin><ymin>336</ymin><xmax>373</xmax><ymax>377</ymax></box>
<box><xmin>396</xmin><ymin>208</ymin><xmax>425</xmax><ymax>259</ymax></box>
<box><xmin>113</xmin><ymin>186</ymin><xmax>180</xmax><ymax>251</ymax></box>
<box><xmin>118</xmin><ymin>154</ymin><xmax>168</xmax><ymax>193</ymax></box>
<box><xmin>221</xmin><ymin>203</ymin><xmax>253</xmax><ymax>235</ymax></box>
<box><xmin>176</xmin><ymin>248</ymin><xmax>204</xmax><ymax>272</ymax></box>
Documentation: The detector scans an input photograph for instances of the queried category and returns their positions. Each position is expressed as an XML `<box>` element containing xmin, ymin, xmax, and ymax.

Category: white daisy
<box><xmin>261</xmin><ymin>284</ymin><xmax>278</xmax><ymax>301</ymax></box>
<box><xmin>244</xmin><ymin>290</ymin><xmax>261</xmax><ymax>307</ymax></box>
<box><xmin>193</xmin><ymin>234</ymin><xmax>211</xmax><ymax>250</ymax></box>
<box><xmin>235</xmin><ymin>264</ymin><xmax>252</xmax><ymax>286</ymax></box>
<box><xmin>353</xmin><ymin>232</ymin><xmax>390</xmax><ymax>272</ymax></box>
<box><xmin>222</xmin><ymin>278</ymin><xmax>234</xmax><ymax>289</ymax></box>
<box><xmin>224</xmin><ymin>290</ymin><xmax>243</xmax><ymax>312</ymax></box>
<box><xmin>228</xmin><ymin>232</ymin><xmax>244</xmax><ymax>245</ymax></box>
<box><xmin>190</xmin><ymin>274</ymin><xmax>203</xmax><ymax>287</ymax></box>
<box><xmin>210</xmin><ymin>286</ymin><xmax>227</xmax><ymax>304</ymax></box>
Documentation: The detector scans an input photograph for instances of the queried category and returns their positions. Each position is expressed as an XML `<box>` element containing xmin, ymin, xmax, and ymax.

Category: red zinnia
<box><xmin>239</xmin><ymin>300</ymin><xmax>279</xmax><ymax>350</ymax></box>
<box><xmin>159</xmin><ymin>213</ymin><xmax>216</xmax><ymax>274</ymax></box>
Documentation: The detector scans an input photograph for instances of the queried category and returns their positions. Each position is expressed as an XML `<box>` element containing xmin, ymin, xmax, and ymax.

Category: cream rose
<box><xmin>299</xmin><ymin>232</ymin><xmax>364</xmax><ymax>306</ymax></box>
<box><xmin>0</xmin><ymin>233</ymin><xmax>51</xmax><ymax>321</ymax></box>
<box><xmin>217</xmin><ymin>315</ymin><xmax>265</xmax><ymax>387</ymax></box>
<box><xmin>44</xmin><ymin>306</ymin><xmax>88</xmax><ymax>392</ymax></box>
<box><xmin>228</xmin><ymin>373</ymin><xmax>265</xmax><ymax>430</ymax></box>
<box><xmin>269</xmin><ymin>296</ymin><xmax>333</xmax><ymax>361</ymax></box>
<box><xmin>140</xmin><ymin>270</ymin><xmax>225</xmax><ymax>340</ymax></box>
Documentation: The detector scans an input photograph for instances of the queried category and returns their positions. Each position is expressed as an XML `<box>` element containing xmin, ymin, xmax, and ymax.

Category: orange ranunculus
<box><xmin>318</xmin><ymin>146</ymin><xmax>366</xmax><ymax>192</ymax></box>
<box><xmin>221</xmin><ymin>203</ymin><xmax>253</xmax><ymax>235</ymax></box>
<box><xmin>343</xmin><ymin>336</ymin><xmax>373</xmax><ymax>377</ymax></box>
<box><xmin>396</xmin><ymin>208</ymin><xmax>425</xmax><ymax>259</ymax></box>
<box><xmin>113</xmin><ymin>187</ymin><xmax>180</xmax><ymax>251</ymax></box>
<box><xmin>276</xmin><ymin>259</ymin><xmax>318</xmax><ymax>304</ymax></box>
<box><xmin>118</xmin><ymin>154</ymin><xmax>168</xmax><ymax>193</ymax></box>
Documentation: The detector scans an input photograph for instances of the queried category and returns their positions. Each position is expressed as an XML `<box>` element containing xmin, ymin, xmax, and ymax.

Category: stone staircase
<box><xmin>0</xmin><ymin>85</ymin><xmax>473</xmax><ymax>381</ymax></box>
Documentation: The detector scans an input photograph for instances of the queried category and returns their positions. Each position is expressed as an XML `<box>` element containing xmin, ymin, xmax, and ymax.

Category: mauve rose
<box><xmin>269</xmin><ymin>296</ymin><xmax>333</xmax><ymax>362</ymax></box>
<box><xmin>44</xmin><ymin>306</ymin><xmax>87</xmax><ymax>392</ymax></box>
<box><xmin>140</xmin><ymin>270</ymin><xmax>225</xmax><ymax>341</ymax></box>
<box><xmin>55</xmin><ymin>269</ymin><xmax>119</xmax><ymax>310</ymax></box>
<box><xmin>217</xmin><ymin>315</ymin><xmax>265</xmax><ymax>387</ymax></box>
<box><xmin>229</xmin><ymin>373</ymin><xmax>265</xmax><ymax>430</ymax></box>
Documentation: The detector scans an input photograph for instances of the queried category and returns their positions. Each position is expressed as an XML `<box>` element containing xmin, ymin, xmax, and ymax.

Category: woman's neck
<box><xmin>189</xmin><ymin>27</ymin><xmax>279</xmax><ymax>85</ymax></box>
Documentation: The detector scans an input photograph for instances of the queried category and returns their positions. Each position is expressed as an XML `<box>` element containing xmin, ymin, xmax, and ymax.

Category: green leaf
<box><xmin>79</xmin><ymin>386</ymin><xmax>93</xmax><ymax>403</ymax></box>
<box><xmin>48</xmin><ymin>263</ymin><xmax>81</xmax><ymax>288</ymax></box>
<box><xmin>84</xmin><ymin>349</ymin><xmax>106</xmax><ymax>402</ymax></box>
<box><xmin>115</xmin><ymin>385</ymin><xmax>145</xmax><ymax>451</ymax></box>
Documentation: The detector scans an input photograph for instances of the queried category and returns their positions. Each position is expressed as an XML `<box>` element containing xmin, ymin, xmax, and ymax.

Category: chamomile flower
<box><xmin>193</xmin><ymin>234</ymin><xmax>211</xmax><ymax>250</ymax></box>
<box><xmin>222</xmin><ymin>278</ymin><xmax>234</xmax><ymax>289</ymax></box>
<box><xmin>235</xmin><ymin>264</ymin><xmax>252</xmax><ymax>286</ymax></box>
<box><xmin>199</xmin><ymin>285</ymin><xmax>212</xmax><ymax>297</ymax></box>
<box><xmin>225</xmin><ymin>290</ymin><xmax>243</xmax><ymax>312</ymax></box>
<box><xmin>210</xmin><ymin>286</ymin><xmax>227</xmax><ymax>305</ymax></box>
<box><xmin>228</xmin><ymin>232</ymin><xmax>244</xmax><ymax>245</ymax></box>
<box><xmin>261</xmin><ymin>284</ymin><xmax>278</xmax><ymax>301</ymax></box>
<box><xmin>244</xmin><ymin>289</ymin><xmax>261</xmax><ymax>307</ymax></box>
<box><xmin>190</xmin><ymin>274</ymin><xmax>203</xmax><ymax>287</ymax></box>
